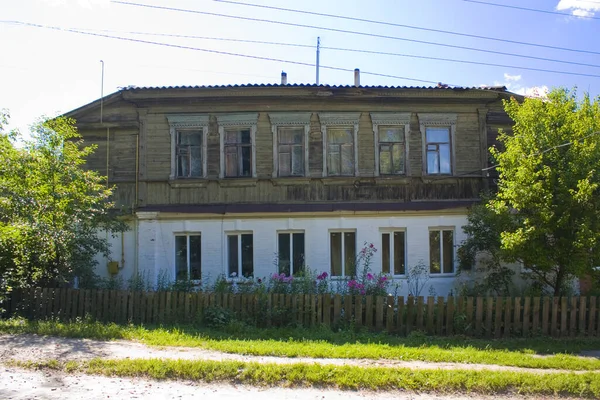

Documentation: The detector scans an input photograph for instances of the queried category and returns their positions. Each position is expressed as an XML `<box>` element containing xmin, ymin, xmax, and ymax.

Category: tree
<box><xmin>0</xmin><ymin>112</ymin><xmax>127</xmax><ymax>307</ymax></box>
<box><xmin>459</xmin><ymin>88</ymin><xmax>600</xmax><ymax>296</ymax></box>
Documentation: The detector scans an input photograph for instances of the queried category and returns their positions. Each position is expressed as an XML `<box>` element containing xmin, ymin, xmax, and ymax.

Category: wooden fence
<box><xmin>5</xmin><ymin>288</ymin><xmax>600</xmax><ymax>338</ymax></box>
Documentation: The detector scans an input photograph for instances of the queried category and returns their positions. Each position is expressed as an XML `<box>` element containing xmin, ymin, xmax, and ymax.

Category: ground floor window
<box><xmin>429</xmin><ymin>229</ymin><xmax>454</xmax><ymax>274</ymax></box>
<box><xmin>382</xmin><ymin>231</ymin><xmax>406</xmax><ymax>275</ymax></box>
<box><xmin>278</xmin><ymin>232</ymin><xmax>305</xmax><ymax>276</ymax></box>
<box><xmin>330</xmin><ymin>231</ymin><xmax>356</xmax><ymax>277</ymax></box>
<box><xmin>227</xmin><ymin>233</ymin><xmax>254</xmax><ymax>278</ymax></box>
<box><xmin>175</xmin><ymin>234</ymin><xmax>202</xmax><ymax>281</ymax></box>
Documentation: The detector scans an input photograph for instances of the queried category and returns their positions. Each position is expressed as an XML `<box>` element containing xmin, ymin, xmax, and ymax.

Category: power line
<box><xmin>1</xmin><ymin>20</ymin><xmax>450</xmax><ymax>86</ymax></box>
<box><xmin>69</xmin><ymin>27</ymin><xmax>600</xmax><ymax>77</ymax></box>
<box><xmin>7</xmin><ymin>21</ymin><xmax>600</xmax><ymax>79</ymax></box>
<box><xmin>213</xmin><ymin>0</ymin><xmax>600</xmax><ymax>56</ymax></box>
<box><xmin>463</xmin><ymin>0</ymin><xmax>600</xmax><ymax>21</ymax></box>
<box><xmin>111</xmin><ymin>1</ymin><xmax>599</xmax><ymax>68</ymax></box>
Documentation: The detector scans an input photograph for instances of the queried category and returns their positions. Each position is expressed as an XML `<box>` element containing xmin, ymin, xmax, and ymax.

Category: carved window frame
<box><xmin>217</xmin><ymin>113</ymin><xmax>259</xmax><ymax>179</ymax></box>
<box><xmin>319</xmin><ymin>112</ymin><xmax>360</xmax><ymax>177</ymax></box>
<box><xmin>371</xmin><ymin>113</ymin><xmax>411</xmax><ymax>176</ymax></box>
<box><xmin>269</xmin><ymin>113</ymin><xmax>311</xmax><ymax>178</ymax></box>
<box><xmin>167</xmin><ymin>115</ymin><xmax>209</xmax><ymax>180</ymax></box>
<box><xmin>418</xmin><ymin>113</ymin><xmax>457</xmax><ymax>176</ymax></box>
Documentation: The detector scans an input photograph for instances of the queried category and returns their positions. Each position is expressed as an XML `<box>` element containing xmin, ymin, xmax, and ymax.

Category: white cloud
<box><xmin>556</xmin><ymin>0</ymin><xmax>600</xmax><ymax>18</ymax></box>
<box><xmin>503</xmin><ymin>73</ymin><xmax>522</xmax><ymax>82</ymax></box>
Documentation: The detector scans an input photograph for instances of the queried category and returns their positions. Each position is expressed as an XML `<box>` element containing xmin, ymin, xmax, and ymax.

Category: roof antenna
<box><xmin>100</xmin><ymin>60</ymin><xmax>104</xmax><ymax>124</ymax></box>
<box><xmin>316</xmin><ymin>37</ymin><xmax>320</xmax><ymax>85</ymax></box>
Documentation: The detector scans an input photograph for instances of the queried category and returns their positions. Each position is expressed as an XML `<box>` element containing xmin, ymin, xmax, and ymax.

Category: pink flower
<box><xmin>348</xmin><ymin>279</ymin><xmax>357</xmax><ymax>288</ymax></box>
<box><xmin>317</xmin><ymin>272</ymin><xmax>328</xmax><ymax>280</ymax></box>
<box><xmin>360</xmin><ymin>290</ymin><xmax>366</xmax><ymax>295</ymax></box>
<box><xmin>366</xmin><ymin>273</ymin><xmax>374</xmax><ymax>281</ymax></box>
<box><xmin>369</xmin><ymin>243</ymin><xmax>374</xmax><ymax>248</ymax></box>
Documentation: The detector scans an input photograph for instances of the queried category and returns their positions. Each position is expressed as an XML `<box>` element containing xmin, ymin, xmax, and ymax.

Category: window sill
<box><xmin>375</xmin><ymin>176</ymin><xmax>410</xmax><ymax>185</ymax></box>
<box><xmin>218</xmin><ymin>178</ymin><xmax>258</xmax><ymax>188</ymax></box>
<box><xmin>271</xmin><ymin>177</ymin><xmax>311</xmax><ymax>186</ymax></box>
<box><xmin>321</xmin><ymin>177</ymin><xmax>358</xmax><ymax>186</ymax></box>
<box><xmin>168</xmin><ymin>179</ymin><xmax>208</xmax><ymax>188</ymax></box>
<box><xmin>429</xmin><ymin>273</ymin><xmax>457</xmax><ymax>278</ymax></box>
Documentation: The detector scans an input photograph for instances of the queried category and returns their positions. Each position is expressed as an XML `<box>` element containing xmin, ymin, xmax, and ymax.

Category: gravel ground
<box><xmin>0</xmin><ymin>334</ymin><xmax>595</xmax><ymax>374</ymax></box>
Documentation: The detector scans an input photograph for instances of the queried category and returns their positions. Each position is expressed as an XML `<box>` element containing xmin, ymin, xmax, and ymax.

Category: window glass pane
<box><xmin>442</xmin><ymin>230</ymin><xmax>454</xmax><ymax>274</ymax></box>
<box><xmin>327</xmin><ymin>150</ymin><xmax>340</xmax><ymax>175</ymax></box>
<box><xmin>344</xmin><ymin>232</ymin><xmax>356</xmax><ymax>277</ymax></box>
<box><xmin>429</xmin><ymin>231</ymin><xmax>441</xmax><ymax>273</ymax></box>
<box><xmin>426</xmin><ymin>127</ymin><xmax>449</xmax><ymax>143</ymax></box>
<box><xmin>175</xmin><ymin>236</ymin><xmax>188</xmax><ymax>281</ymax></box>
<box><xmin>291</xmin><ymin>145</ymin><xmax>304</xmax><ymax>175</ymax></box>
<box><xmin>330</xmin><ymin>232</ymin><xmax>342</xmax><ymax>276</ymax></box>
<box><xmin>225</xmin><ymin>131</ymin><xmax>239</xmax><ymax>144</ymax></box>
<box><xmin>278</xmin><ymin>152</ymin><xmax>291</xmax><ymax>176</ymax></box>
<box><xmin>341</xmin><ymin>144</ymin><xmax>354</xmax><ymax>175</ymax></box>
<box><xmin>177</xmin><ymin>155</ymin><xmax>189</xmax><ymax>178</ymax></box>
<box><xmin>292</xmin><ymin>233</ymin><xmax>305</xmax><ymax>276</ymax></box>
<box><xmin>381</xmin><ymin>233</ymin><xmax>390</xmax><ymax>274</ymax></box>
<box><xmin>328</xmin><ymin>128</ymin><xmax>353</xmax><ymax>144</ymax></box>
<box><xmin>278</xmin><ymin>233</ymin><xmax>291</xmax><ymax>275</ymax></box>
<box><xmin>379</xmin><ymin>126</ymin><xmax>404</xmax><ymax>143</ymax></box>
<box><xmin>241</xmin><ymin>146</ymin><xmax>252</xmax><ymax>176</ymax></box>
<box><xmin>427</xmin><ymin>151</ymin><xmax>438</xmax><ymax>174</ymax></box>
<box><xmin>241</xmin><ymin>234</ymin><xmax>253</xmax><ymax>278</ymax></box>
<box><xmin>178</xmin><ymin>130</ymin><xmax>202</xmax><ymax>146</ymax></box>
<box><xmin>394</xmin><ymin>232</ymin><xmax>406</xmax><ymax>275</ymax></box>
<box><xmin>379</xmin><ymin>147</ymin><xmax>391</xmax><ymax>174</ymax></box>
<box><xmin>392</xmin><ymin>144</ymin><xmax>405</xmax><ymax>174</ymax></box>
<box><xmin>278</xmin><ymin>127</ymin><xmax>303</xmax><ymax>144</ymax></box>
<box><xmin>227</xmin><ymin>235</ymin><xmax>238</xmax><ymax>277</ymax></box>
<box><xmin>190</xmin><ymin>146</ymin><xmax>202</xmax><ymax>176</ymax></box>
<box><xmin>225</xmin><ymin>150</ymin><xmax>238</xmax><ymax>177</ymax></box>
<box><xmin>439</xmin><ymin>144</ymin><xmax>451</xmax><ymax>174</ymax></box>
<box><xmin>240</xmin><ymin>129</ymin><xmax>251</xmax><ymax>144</ymax></box>
<box><xmin>189</xmin><ymin>235</ymin><xmax>202</xmax><ymax>280</ymax></box>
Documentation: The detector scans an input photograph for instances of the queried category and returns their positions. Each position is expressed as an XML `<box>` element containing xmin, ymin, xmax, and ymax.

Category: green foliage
<box><xmin>460</xmin><ymin>88</ymin><xmax>600</xmax><ymax>295</ymax></box>
<box><xmin>203</xmin><ymin>306</ymin><xmax>235</xmax><ymax>328</ymax></box>
<box><xmin>0</xmin><ymin>112</ymin><xmax>127</xmax><ymax>305</ymax></box>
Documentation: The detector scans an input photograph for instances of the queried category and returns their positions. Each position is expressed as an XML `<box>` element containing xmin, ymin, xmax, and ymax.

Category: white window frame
<box><xmin>371</xmin><ymin>113</ymin><xmax>411</xmax><ymax>176</ymax></box>
<box><xmin>329</xmin><ymin>229</ymin><xmax>357</xmax><ymax>278</ymax></box>
<box><xmin>225</xmin><ymin>231</ymin><xmax>254</xmax><ymax>279</ymax></box>
<box><xmin>269</xmin><ymin>113</ymin><xmax>311</xmax><ymax>178</ymax></box>
<box><xmin>319</xmin><ymin>113</ymin><xmax>360</xmax><ymax>177</ymax></box>
<box><xmin>276</xmin><ymin>230</ymin><xmax>306</xmax><ymax>276</ymax></box>
<box><xmin>173</xmin><ymin>233</ymin><xmax>202</xmax><ymax>282</ymax></box>
<box><xmin>380</xmin><ymin>229</ymin><xmax>407</xmax><ymax>276</ymax></box>
<box><xmin>167</xmin><ymin>115</ymin><xmax>209</xmax><ymax>180</ymax></box>
<box><xmin>217</xmin><ymin>113</ymin><xmax>258</xmax><ymax>178</ymax></box>
<box><xmin>418</xmin><ymin>113</ymin><xmax>457</xmax><ymax>176</ymax></box>
<box><xmin>428</xmin><ymin>227</ymin><xmax>456</xmax><ymax>276</ymax></box>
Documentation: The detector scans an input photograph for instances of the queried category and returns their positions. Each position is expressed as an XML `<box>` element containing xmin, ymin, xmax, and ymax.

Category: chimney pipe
<box><xmin>281</xmin><ymin>71</ymin><xmax>287</xmax><ymax>85</ymax></box>
<box><xmin>354</xmin><ymin>68</ymin><xmax>360</xmax><ymax>87</ymax></box>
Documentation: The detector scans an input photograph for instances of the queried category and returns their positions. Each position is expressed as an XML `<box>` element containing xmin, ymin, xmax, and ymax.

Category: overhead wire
<box><xmin>111</xmin><ymin>1</ymin><xmax>600</xmax><ymax>68</ymax></box>
<box><xmin>463</xmin><ymin>0</ymin><xmax>600</xmax><ymax>21</ymax></box>
<box><xmin>213</xmin><ymin>0</ymin><xmax>600</xmax><ymax>56</ymax></box>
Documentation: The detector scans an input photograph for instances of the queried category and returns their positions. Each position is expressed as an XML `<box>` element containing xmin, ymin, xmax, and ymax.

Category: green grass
<box><xmin>2</xmin><ymin>318</ymin><xmax>600</xmax><ymax>371</ymax></box>
<box><xmin>10</xmin><ymin>358</ymin><xmax>600</xmax><ymax>397</ymax></box>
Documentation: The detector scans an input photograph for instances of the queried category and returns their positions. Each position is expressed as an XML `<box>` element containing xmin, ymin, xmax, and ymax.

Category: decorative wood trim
<box><xmin>319</xmin><ymin>113</ymin><xmax>361</xmax><ymax>177</ymax></box>
<box><xmin>218</xmin><ymin>178</ymin><xmax>258</xmax><ymax>188</ymax></box>
<box><xmin>167</xmin><ymin>114</ymin><xmax>209</xmax><ymax>180</ymax></box>
<box><xmin>268</xmin><ymin>112</ymin><xmax>312</xmax><ymax>126</ymax></box>
<box><xmin>168</xmin><ymin>180</ymin><xmax>208</xmax><ymax>188</ymax></box>
<box><xmin>418</xmin><ymin>113</ymin><xmax>457</xmax><ymax>176</ymax></box>
<box><xmin>215</xmin><ymin>113</ymin><xmax>259</xmax><ymax>126</ymax></box>
<box><xmin>270</xmin><ymin>177</ymin><xmax>311</xmax><ymax>186</ymax></box>
<box><xmin>371</xmin><ymin>113</ymin><xmax>411</xmax><ymax>177</ymax></box>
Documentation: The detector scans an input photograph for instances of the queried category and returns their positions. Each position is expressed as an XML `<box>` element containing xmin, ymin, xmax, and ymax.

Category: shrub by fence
<box><xmin>5</xmin><ymin>288</ymin><xmax>600</xmax><ymax>338</ymax></box>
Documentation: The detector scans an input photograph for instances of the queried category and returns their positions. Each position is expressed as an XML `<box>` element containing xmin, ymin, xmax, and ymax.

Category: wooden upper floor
<box><xmin>66</xmin><ymin>84</ymin><xmax>517</xmax><ymax>211</ymax></box>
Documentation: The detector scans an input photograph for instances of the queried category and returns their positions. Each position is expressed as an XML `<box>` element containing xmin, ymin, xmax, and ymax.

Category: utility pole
<box><xmin>100</xmin><ymin>60</ymin><xmax>104</xmax><ymax>124</ymax></box>
<box><xmin>316</xmin><ymin>37</ymin><xmax>320</xmax><ymax>85</ymax></box>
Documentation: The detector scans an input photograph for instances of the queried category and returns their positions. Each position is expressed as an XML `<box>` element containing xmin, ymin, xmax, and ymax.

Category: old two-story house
<box><xmin>65</xmin><ymin>73</ymin><xmax>517</xmax><ymax>296</ymax></box>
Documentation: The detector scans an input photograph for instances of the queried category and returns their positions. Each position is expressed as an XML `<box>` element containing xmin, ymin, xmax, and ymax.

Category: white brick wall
<box><xmin>111</xmin><ymin>211</ymin><xmax>469</xmax><ymax>297</ymax></box>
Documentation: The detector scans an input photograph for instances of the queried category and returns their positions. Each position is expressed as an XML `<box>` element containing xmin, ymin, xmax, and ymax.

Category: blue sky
<box><xmin>1</xmin><ymin>0</ymin><xmax>599</xmax><ymax>133</ymax></box>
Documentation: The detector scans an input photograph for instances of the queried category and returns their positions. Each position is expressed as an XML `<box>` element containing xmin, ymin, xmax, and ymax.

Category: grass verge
<box><xmin>2</xmin><ymin>318</ymin><xmax>600</xmax><ymax>371</ymax></box>
<box><xmin>9</xmin><ymin>358</ymin><xmax>600</xmax><ymax>397</ymax></box>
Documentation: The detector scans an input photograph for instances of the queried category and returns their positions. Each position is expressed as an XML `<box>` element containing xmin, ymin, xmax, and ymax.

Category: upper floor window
<box><xmin>269</xmin><ymin>113</ymin><xmax>311</xmax><ymax>178</ymax></box>
<box><xmin>167</xmin><ymin>115</ymin><xmax>208</xmax><ymax>180</ymax></box>
<box><xmin>319</xmin><ymin>113</ymin><xmax>360</xmax><ymax>177</ymax></box>
<box><xmin>429</xmin><ymin>228</ymin><xmax>454</xmax><ymax>274</ymax></box>
<box><xmin>217</xmin><ymin>113</ymin><xmax>258</xmax><ymax>179</ymax></box>
<box><xmin>175</xmin><ymin>234</ymin><xmax>202</xmax><ymax>281</ymax></box>
<box><xmin>418</xmin><ymin>113</ymin><xmax>456</xmax><ymax>176</ymax></box>
<box><xmin>371</xmin><ymin>113</ymin><xmax>411</xmax><ymax>176</ymax></box>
